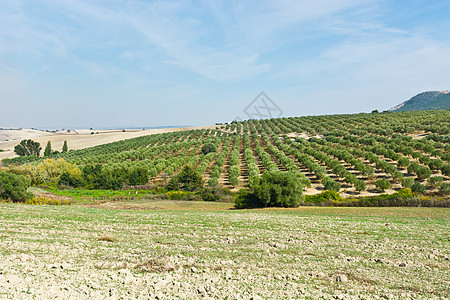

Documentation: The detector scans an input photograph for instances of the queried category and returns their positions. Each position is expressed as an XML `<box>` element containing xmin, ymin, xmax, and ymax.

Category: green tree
<box><xmin>58</xmin><ymin>171</ymin><xmax>83</xmax><ymax>188</ymax></box>
<box><xmin>128</xmin><ymin>167</ymin><xmax>149</xmax><ymax>186</ymax></box>
<box><xmin>375</xmin><ymin>178</ymin><xmax>391</xmax><ymax>191</ymax></box>
<box><xmin>0</xmin><ymin>171</ymin><xmax>33</xmax><ymax>202</ymax></box>
<box><xmin>44</xmin><ymin>141</ymin><xmax>52</xmax><ymax>156</ymax></box>
<box><xmin>201</xmin><ymin>143</ymin><xmax>216</xmax><ymax>155</ymax></box>
<box><xmin>251</xmin><ymin>171</ymin><xmax>304</xmax><ymax>208</ymax></box>
<box><xmin>428</xmin><ymin>176</ymin><xmax>443</xmax><ymax>189</ymax></box>
<box><xmin>167</xmin><ymin>165</ymin><xmax>203</xmax><ymax>191</ymax></box>
<box><xmin>62</xmin><ymin>141</ymin><xmax>68</xmax><ymax>152</ymax></box>
<box><xmin>402</xmin><ymin>177</ymin><xmax>414</xmax><ymax>188</ymax></box>
<box><xmin>411</xmin><ymin>182</ymin><xmax>426</xmax><ymax>194</ymax></box>
<box><xmin>14</xmin><ymin>139</ymin><xmax>41</xmax><ymax>157</ymax></box>
<box><xmin>354</xmin><ymin>179</ymin><xmax>366</xmax><ymax>192</ymax></box>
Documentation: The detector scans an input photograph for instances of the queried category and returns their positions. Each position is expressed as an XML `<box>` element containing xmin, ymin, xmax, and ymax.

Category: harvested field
<box><xmin>0</xmin><ymin>126</ymin><xmax>216</xmax><ymax>160</ymax></box>
<box><xmin>0</xmin><ymin>203</ymin><xmax>448</xmax><ymax>299</ymax></box>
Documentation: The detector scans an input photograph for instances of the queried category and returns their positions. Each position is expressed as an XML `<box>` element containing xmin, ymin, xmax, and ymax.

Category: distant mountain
<box><xmin>389</xmin><ymin>91</ymin><xmax>450</xmax><ymax>112</ymax></box>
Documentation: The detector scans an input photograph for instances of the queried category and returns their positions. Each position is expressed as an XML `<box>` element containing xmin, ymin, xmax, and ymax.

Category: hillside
<box><xmin>0</xmin><ymin>126</ymin><xmax>216</xmax><ymax>160</ymax></box>
<box><xmin>3</xmin><ymin>110</ymin><xmax>449</xmax><ymax>198</ymax></box>
<box><xmin>390</xmin><ymin>91</ymin><xmax>450</xmax><ymax>112</ymax></box>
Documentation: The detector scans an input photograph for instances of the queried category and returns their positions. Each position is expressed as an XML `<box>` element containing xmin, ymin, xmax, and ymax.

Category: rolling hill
<box><xmin>390</xmin><ymin>91</ymin><xmax>450</xmax><ymax>112</ymax></box>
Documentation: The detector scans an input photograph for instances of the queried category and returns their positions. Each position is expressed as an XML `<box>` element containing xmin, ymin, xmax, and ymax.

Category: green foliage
<box><xmin>305</xmin><ymin>190</ymin><xmax>341</xmax><ymax>204</ymax></box>
<box><xmin>354</xmin><ymin>180</ymin><xmax>366</xmax><ymax>192</ymax></box>
<box><xmin>201</xmin><ymin>143</ymin><xmax>216</xmax><ymax>155</ymax></box>
<box><xmin>44</xmin><ymin>141</ymin><xmax>52</xmax><ymax>157</ymax></box>
<box><xmin>375</xmin><ymin>179</ymin><xmax>391</xmax><ymax>190</ymax></box>
<box><xmin>197</xmin><ymin>187</ymin><xmax>232</xmax><ymax>202</ymax></box>
<box><xmin>411</xmin><ymin>182</ymin><xmax>426</xmax><ymax>194</ymax></box>
<box><xmin>251</xmin><ymin>171</ymin><xmax>304</xmax><ymax>208</ymax></box>
<box><xmin>323</xmin><ymin>177</ymin><xmax>341</xmax><ymax>192</ymax></box>
<box><xmin>14</xmin><ymin>139</ymin><xmax>41</xmax><ymax>157</ymax></box>
<box><xmin>0</xmin><ymin>171</ymin><xmax>32</xmax><ymax>202</ymax></box>
<box><xmin>167</xmin><ymin>165</ymin><xmax>203</xmax><ymax>192</ymax></box>
<box><xmin>402</xmin><ymin>177</ymin><xmax>414</xmax><ymax>188</ymax></box>
<box><xmin>128</xmin><ymin>167</ymin><xmax>149</xmax><ymax>186</ymax></box>
<box><xmin>439</xmin><ymin>183</ymin><xmax>450</xmax><ymax>195</ymax></box>
<box><xmin>58</xmin><ymin>171</ymin><xmax>83</xmax><ymax>188</ymax></box>
<box><xmin>62</xmin><ymin>141</ymin><xmax>68</xmax><ymax>152</ymax></box>
<box><xmin>208</xmin><ymin>177</ymin><xmax>218</xmax><ymax>187</ymax></box>
<box><xmin>12</xmin><ymin>158</ymin><xmax>82</xmax><ymax>186</ymax></box>
<box><xmin>397</xmin><ymin>157</ymin><xmax>410</xmax><ymax>168</ymax></box>
<box><xmin>428</xmin><ymin>176</ymin><xmax>443</xmax><ymax>189</ymax></box>
<box><xmin>166</xmin><ymin>190</ymin><xmax>188</xmax><ymax>200</ymax></box>
<box><xmin>234</xmin><ymin>189</ymin><xmax>259</xmax><ymax>209</ymax></box>
<box><xmin>82</xmin><ymin>164</ymin><xmax>128</xmax><ymax>190</ymax></box>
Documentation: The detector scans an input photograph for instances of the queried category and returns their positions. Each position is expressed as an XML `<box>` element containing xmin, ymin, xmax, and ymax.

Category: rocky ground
<box><xmin>0</xmin><ymin>204</ymin><xmax>448</xmax><ymax>299</ymax></box>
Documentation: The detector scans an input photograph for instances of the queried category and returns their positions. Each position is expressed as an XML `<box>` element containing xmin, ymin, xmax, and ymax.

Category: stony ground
<box><xmin>0</xmin><ymin>203</ymin><xmax>448</xmax><ymax>299</ymax></box>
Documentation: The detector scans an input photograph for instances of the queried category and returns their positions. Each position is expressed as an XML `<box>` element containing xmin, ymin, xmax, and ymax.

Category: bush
<box><xmin>128</xmin><ymin>167</ymin><xmax>149</xmax><ymax>186</ymax></box>
<box><xmin>354</xmin><ymin>179</ymin><xmax>366</xmax><ymax>192</ymax></box>
<box><xmin>234</xmin><ymin>189</ymin><xmax>259</xmax><ymax>209</ymax></box>
<box><xmin>411</xmin><ymin>182</ymin><xmax>426</xmax><ymax>194</ymax></box>
<box><xmin>323</xmin><ymin>177</ymin><xmax>341</xmax><ymax>192</ymax></box>
<box><xmin>208</xmin><ymin>177</ymin><xmax>218</xmax><ymax>187</ymax></box>
<box><xmin>166</xmin><ymin>190</ymin><xmax>188</xmax><ymax>200</ymax></box>
<box><xmin>0</xmin><ymin>171</ymin><xmax>33</xmax><ymax>202</ymax></box>
<box><xmin>439</xmin><ymin>183</ymin><xmax>450</xmax><ymax>195</ymax></box>
<box><xmin>428</xmin><ymin>176</ymin><xmax>443</xmax><ymax>189</ymax></box>
<box><xmin>197</xmin><ymin>187</ymin><xmax>232</xmax><ymax>202</ymax></box>
<box><xmin>402</xmin><ymin>177</ymin><xmax>414</xmax><ymax>188</ymax></box>
<box><xmin>82</xmin><ymin>164</ymin><xmax>128</xmax><ymax>190</ymax></box>
<box><xmin>251</xmin><ymin>171</ymin><xmax>304</xmax><ymax>208</ymax></box>
<box><xmin>305</xmin><ymin>190</ymin><xmax>341</xmax><ymax>205</ymax></box>
<box><xmin>375</xmin><ymin>179</ymin><xmax>391</xmax><ymax>191</ymax></box>
<box><xmin>201</xmin><ymin>143</ymin><xmax>216</xmax><ymax>155</ymax></box>
<box><xmin>167</xmin><ymin>165</ymin><xmax>203</xmax><ymax>191</ymax></box>
<box><xmin>13</xmin><ymin>158</ymin><xmax>81</xmax><ymax>186</ymax></box>
<box><xmin>397</xmin><ymin>157</ymin><xmax>410</xmax><ymax>168</ymax></box>
<box><xmin>58</xmin><ymin>171</ymin><xmax>83</xmax><ymax>188</ymax></box>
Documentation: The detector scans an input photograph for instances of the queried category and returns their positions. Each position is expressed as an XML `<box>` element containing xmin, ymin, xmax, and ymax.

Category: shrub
<box><xmin>397</xmin><ymin>157</ymin><xmax>410</xmax><ymax>168</ymax></box>
<box><xmin>0</xmin><ymin>171</ymin><xmax>33</xmax><ymax>202</ymax></box>
<box><xmin>305</xmin><ymin>190</ymin><xmax>341</xmax><ymax>205</ymax></box>
<box><xmin>428</xmin><ymin>176</ymin><xmax>443</xmax><ymax>189</ymax></box>
<box><xmin>411</xmin><ymin>182</ymin><xmax>426</xmax><ymax>194</ymax></box>
<box><xmin>375</xmin><ymin>179</ymin><xmax>391</xmax><ymax>191</ymax></box>
<box><xmin>166</xmin><ymin>190</ymin><xmax>188</xmax><ymax>200</ymax></box>
<box><xmin>402</xmin><ymin>177</ymin><xmax>414</xmax><ymax>188</ymax></box>
<box><xmin>323</xmin><ymin>177</ymin><xmax>341</xmax><ymax>192</ymax></box>
<box><xmin>201</xmin><ymin>143</ymin><xmax>216</xmax><ymax>155</ymax></box>
<box><xmin>58</xmin><ymin>171</ymin><xmax>83</xmax><ymax>188</ymax></box>
<box><xmin>167</xmin><ymin>165</ymin><xmax>203</xmax><ymax>191</ymax></box>
<box><xmin>251</xmin><ymin>171</ymin><xmax>304</xmax><ymax>208</ymax></box>
<box><xmin>441</xmin><ymin>165</ymin><xmax>450</xmax><ymax>176</ymax></box>
<box><xmin>439</xmin><ymin>183</ymin><xmax>450</xmax><ymax>195</ymax></box>
<box><xmin>234</xmin><ymin>189</ymin><xmax>259</xmax><ymax>209</ymax></box>
<box><xmin>208</xmin><ymin>177</ymin><xmax>218</xmax><ymax>187</ymax></box>
<box><xmin>82</xmin><ymin>164</ymin><xmax>128</xmax><ymax>190</ymax></box>
<box><xmin>354</xmin><ymin>179</ymin><xmax>366</xmax><ymax>192</ymax></box>
<box><xmin>13</xmin><ymin>158</ymin><xmax>81</xmax><ymax>186</ymax></box>
<box><xmin>128</xmin><ymin>167</ymin><xmax>149</xmax><ymax>186</ymax></box>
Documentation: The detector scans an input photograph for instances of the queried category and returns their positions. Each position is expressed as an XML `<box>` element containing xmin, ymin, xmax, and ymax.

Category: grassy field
<box><xmin>0</xmin><ymin>203</ymin><xmax>448</xmax><ymax>299</ymax></box>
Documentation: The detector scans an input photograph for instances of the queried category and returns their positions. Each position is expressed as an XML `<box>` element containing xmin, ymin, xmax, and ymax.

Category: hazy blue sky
<box><xmin>1</xmin><ymin>0</ymin><xmax>449</xmax><ymax>129</ymax></box>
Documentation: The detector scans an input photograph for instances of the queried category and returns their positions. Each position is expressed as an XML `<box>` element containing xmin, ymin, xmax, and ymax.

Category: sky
<box><xmin>1</xmin><ymin>0</ymin><xmax>449</xmax><ymax>129</ymax></box>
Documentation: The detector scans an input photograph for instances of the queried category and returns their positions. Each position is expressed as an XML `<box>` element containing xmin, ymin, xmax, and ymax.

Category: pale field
<box><xmin>0</xmin><ymin>126</ymin><xmax>216</xmax><ymax>160</ymax></box>
<box><xmin>0</xmin><ymin>203</ymin><xmax>448</xmax><ymax>299</ymax></box>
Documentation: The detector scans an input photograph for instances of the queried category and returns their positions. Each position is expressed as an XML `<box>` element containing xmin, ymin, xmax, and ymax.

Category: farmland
<box><xmin>3</xmin><ymin>110</ymin><xmax>449</xmax><ymax>199</ymax></box>
<box><xmin>0</xmin><ymin>204</ymin><xmax>448</xmax><ymax>299</ymax></box>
